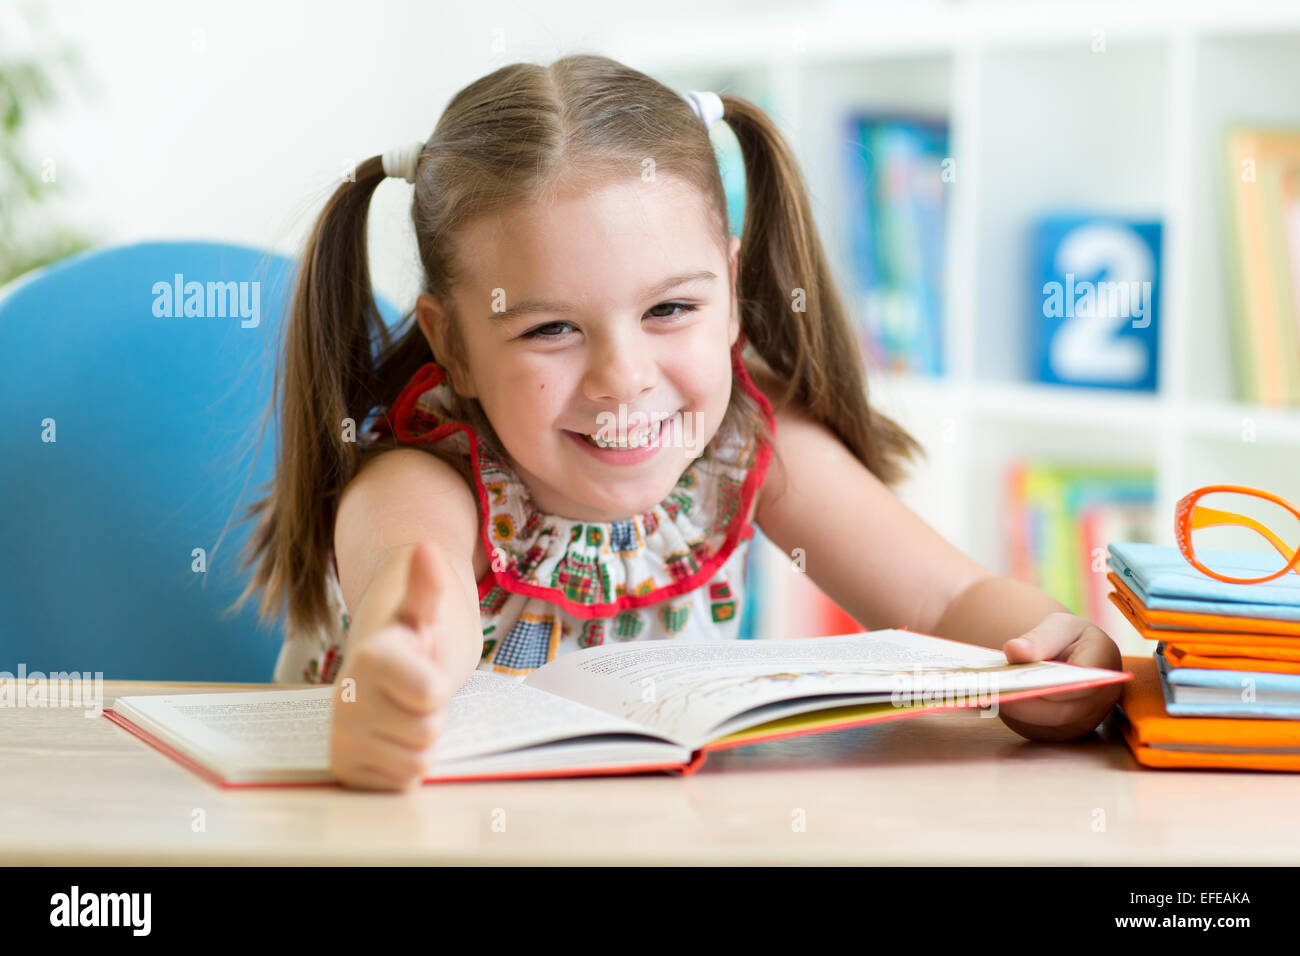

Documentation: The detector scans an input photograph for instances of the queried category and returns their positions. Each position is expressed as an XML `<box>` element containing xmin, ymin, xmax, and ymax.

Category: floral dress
<box><xmin>272</xmin><ymin>340</ymin><xmax>776</xmax><ymax>684</ymax></box>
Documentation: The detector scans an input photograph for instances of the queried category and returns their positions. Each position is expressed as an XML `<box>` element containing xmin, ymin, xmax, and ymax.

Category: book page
<box><xmin>116</xmin><ymin>688</ymin><xmax>337</xmax><ymax>774</ymax></box>
<box><xmin>431</xmin><ymin>671</ymin><xmax>677</xmax><ymax>760</ymax></box>
<box><xmin>523</xmin><ymin>629</ymin><xmax>1122</xmax><ymax>748</ymax></box>
<box><xmin>115</xmin><ymin>672</ymin><xmax>676</xmax><ymax>779</ymax></box>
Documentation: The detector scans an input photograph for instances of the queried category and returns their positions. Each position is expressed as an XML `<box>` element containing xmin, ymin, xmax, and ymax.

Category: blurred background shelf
<box><xmin>597</xmin><ymin>1</ymin><xmax>1300</xmax><ymax>655</ymax></box>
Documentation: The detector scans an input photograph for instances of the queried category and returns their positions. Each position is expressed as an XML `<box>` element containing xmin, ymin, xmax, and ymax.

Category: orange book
<box><xmin>1118</xmin><ymin>656</ymin><xmax>1300</xmax><ymax>771</ymax></box>
<box><xmin>1107</xmin><ymin>572</ymin><xmax>1300</xmax><ymax>642</ymax></box>
<box><xmin>1162</xmin><ymin>643</ymin><xmax>1300</xmax><ymax>675</ymax></box>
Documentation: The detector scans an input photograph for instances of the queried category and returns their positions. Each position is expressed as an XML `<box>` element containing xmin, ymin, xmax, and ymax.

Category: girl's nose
<box><xmin>583</xmin><ymin>336</ymin><xmax>657</xmax><ymax>404</ymax></box>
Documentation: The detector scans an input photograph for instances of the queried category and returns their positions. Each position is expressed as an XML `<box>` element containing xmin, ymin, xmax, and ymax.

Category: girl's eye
<box><xmin>522</xmin><ymin>321</ymin><xmax>573</xmax><ymax>340</ymax></box>
<box><xmin>520</xmin><ymin>303</ymin><xmax>698</xmax><ymax>339</ymax></box>
<box><xmin>645</xmin><ymin>302</ymin><xmax>699</xmax><ymax>320</ymax></box>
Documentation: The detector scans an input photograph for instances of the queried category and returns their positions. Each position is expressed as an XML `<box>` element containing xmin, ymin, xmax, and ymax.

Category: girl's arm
<box><xmin>752</xmin><ymin>400</ymin><xmax>1123</xmax><ymax>741</ymax></box>
<box><xmin>327</xmin><ymin>448</ymin><xmax>487</xmax><ymax>789</ymax></box>
<box><xmin>752</xmin><ymin>399</ymin><xmax>997</xmax><ymax>641</ymax></box>
<box><xmin>334</xmin><ymin>447</ymin><xmax>487</xmax><ymax>682</ymax></box>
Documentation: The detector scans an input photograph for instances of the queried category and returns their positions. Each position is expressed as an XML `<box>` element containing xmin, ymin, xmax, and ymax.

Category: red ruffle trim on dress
<box><xmin>372</xmin><ymin>334</ymin><xmax>776</xmax><ymax>619</ymax></box>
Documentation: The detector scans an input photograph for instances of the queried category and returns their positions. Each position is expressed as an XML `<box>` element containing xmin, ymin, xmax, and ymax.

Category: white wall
<box><xmin>12</xmin><ymin>0</ymin><xmax>788</xmax><ymax>309</ymax></box>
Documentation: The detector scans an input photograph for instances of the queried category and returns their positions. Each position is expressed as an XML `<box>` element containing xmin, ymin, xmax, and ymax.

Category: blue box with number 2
<box><xmin>1030</xmin><ymin>215</ymin><xmax>1161</xmax><ymax>391</ymax></box>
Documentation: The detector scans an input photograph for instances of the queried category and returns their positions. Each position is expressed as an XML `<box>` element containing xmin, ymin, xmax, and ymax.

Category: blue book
<box><xmin>842</xmin><ymin>116</ymin><xmax>891</xmax><ymax>369</ymax></box>
<box><xmin>883</xmin><ymin>120</ymin><xmax>948</xmax><ymax>376</ymax></box>
<box><xmin>1155</xmin><ymin>650</ymin><xmax>1300</xmax><ymax>718</ymax></box>
<box><xmin>870</xmin><ymin>123</ymin><xmax>913</xmax><ymax>369</ymax></box>
<box><xmin>1158</xmin><ymin>644</ymin><xmax>1300</xmax><ymax>691</ymax></box>
<box><xmin>876</xmin><ymin>122</ymin><xmax>945</xmax><ymax>375</ymax></box>
<box><xmin>737</xmin><ymin>528</ymin><xmax>764</xmax><ymax>641</ymax></box>
<box><xmin>841</xmin><ymin>113</ymin><xmax>949</xmax><ymax>374</ymax></box>
<box><xmin>1108</xmin><ymin>541</ymin><xmax>1300</xmax><ymax>620</ymax></box>
<box><xmin>842</xmin><ymin>115</ymin><xmax>880</xmax><ymax>295</ymax></box>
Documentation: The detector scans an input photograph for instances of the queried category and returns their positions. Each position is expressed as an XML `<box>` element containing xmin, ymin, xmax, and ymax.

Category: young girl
<box><xmin>238</xmin><ymin>53</ymin><xmax>1123</xmax><ymax>791</ymax></box>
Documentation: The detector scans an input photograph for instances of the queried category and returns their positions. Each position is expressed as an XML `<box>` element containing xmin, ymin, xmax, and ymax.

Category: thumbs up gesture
<box><xmin>328</xmin><ymin>541</ymin><xmax>463</xmax><ymax>791</ymax></box>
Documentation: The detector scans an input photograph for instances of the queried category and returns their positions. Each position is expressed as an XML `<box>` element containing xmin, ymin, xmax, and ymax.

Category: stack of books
<box><xmin>1105</xmin><ymin>541</ymin><xmax>1300</xmax><ymax>771</ymax></box>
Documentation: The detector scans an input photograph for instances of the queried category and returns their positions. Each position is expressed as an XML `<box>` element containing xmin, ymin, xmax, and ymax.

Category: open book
<box><xmin>104</xmin><ymin>629</ymin><xmax>1131</xmax><ymax>787</ymax></box>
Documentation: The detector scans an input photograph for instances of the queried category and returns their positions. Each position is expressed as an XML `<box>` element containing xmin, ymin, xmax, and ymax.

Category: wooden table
<box><xmin>4</xmin><ymin>677</ymin><xmax>1299</xmax><ymax>865</ymax></box>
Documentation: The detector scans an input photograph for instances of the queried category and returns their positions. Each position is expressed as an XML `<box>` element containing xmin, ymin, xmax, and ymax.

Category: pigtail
<box><xmin>720</xmin><ymin>93</ymin><xmax>924</xmax><ymax>487</ymax></box>
<box><xmin>232</xmin><ymin>155</ymin><xmax>415</xmax><ymax>638</ymax></box>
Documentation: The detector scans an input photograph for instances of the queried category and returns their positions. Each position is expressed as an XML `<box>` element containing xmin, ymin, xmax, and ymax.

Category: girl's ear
<box><xmin>727</xmin><ymin>234</ymin><xmax>741</xmax><ymax>347</ymax></box>
<box><xmin>416</xmin><ymin>292</ymin><xmax>477</xmax><ymax>398</ymax></box>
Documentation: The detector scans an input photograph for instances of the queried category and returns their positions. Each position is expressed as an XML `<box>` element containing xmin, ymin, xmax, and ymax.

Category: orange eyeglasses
<box><xmin>1175</xmin><ymin>485</ymin><xmax>1300</xmax><ymax>584</ymax></box>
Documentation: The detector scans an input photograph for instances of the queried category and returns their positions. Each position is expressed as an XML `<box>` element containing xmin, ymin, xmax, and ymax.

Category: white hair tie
<box><xmin>382</xmin><ymin>142</ymin><xmax>423</xmax><ymax>183</ymax></box>
<box><xmin>683</xmin><ymin>90</ymin><xmax>724</xmax><ymax>130</ymax></box>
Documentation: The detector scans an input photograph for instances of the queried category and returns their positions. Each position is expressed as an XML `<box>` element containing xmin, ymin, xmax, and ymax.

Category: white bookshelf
<box><xmin>595</xmin><ymin>1</ymin><xmax>1300</xmax><ymax>654</ymax></box>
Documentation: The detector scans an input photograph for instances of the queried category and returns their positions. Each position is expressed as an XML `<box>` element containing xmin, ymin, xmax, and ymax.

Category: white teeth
<box><xmin>584</xmin><ymin>419</ymin><xmax>663</xmax><ymax>449</ymax></box>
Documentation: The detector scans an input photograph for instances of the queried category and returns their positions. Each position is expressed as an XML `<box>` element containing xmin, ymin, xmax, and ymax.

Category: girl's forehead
<box><xmin>454</xmin><ymin>179</ymin><xmax>722</xmax><ymax>287</ymax></box>
<box><xmin>484</xmin><ymin>174</ymin><xmax>708</xmax><ymax>234</ymax></box>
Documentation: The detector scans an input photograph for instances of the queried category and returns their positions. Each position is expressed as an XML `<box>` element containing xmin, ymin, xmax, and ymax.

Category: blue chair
<box><xmin>0</xmin><ymin>241</ymin><xmax>399</xmax><ymax>681</ymax></box>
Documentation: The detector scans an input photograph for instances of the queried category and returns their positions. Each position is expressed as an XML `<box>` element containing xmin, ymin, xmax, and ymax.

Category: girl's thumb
<box><xmin>392</xmin><ymin>541</ymin><xmax>443</xmax><ymax>638</ymax></box>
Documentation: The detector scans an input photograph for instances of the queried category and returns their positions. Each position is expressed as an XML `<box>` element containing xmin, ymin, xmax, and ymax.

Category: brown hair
<box><xmin>233</xmin><ymin>52</ymin><xmax>922</xmax><ymax>640</ymax></box>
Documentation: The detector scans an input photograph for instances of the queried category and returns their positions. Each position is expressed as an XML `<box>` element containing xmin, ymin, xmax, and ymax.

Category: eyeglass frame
<box><xmin>1175</xmin><ymin>484</ymin><xmax>1300</xmax><ymax>584</ymax></box>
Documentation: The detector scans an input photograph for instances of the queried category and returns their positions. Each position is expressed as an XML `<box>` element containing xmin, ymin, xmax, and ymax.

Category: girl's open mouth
<box><xmin>564</xmin><ymin>417</ymin><xmax>672</xmax><ymax>465</ymax></box>
<box><xmin>581</xmin><ymin>418</ymin><xmax>664</xmax><ymax>449</ymax></box>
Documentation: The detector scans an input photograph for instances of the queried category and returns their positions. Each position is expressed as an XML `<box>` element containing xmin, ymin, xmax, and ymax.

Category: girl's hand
<box><xmin>997</xmin><ymin>611</ymin><xmax>1125</xmax><ymax>742</ymax></box>
<box><xmin>329</xmin><ymin>543</ymin><xmax>460</xmax><ymax>791</ymax></box>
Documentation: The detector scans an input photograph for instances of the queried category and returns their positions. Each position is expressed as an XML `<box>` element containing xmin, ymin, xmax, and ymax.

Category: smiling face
<box><xmin>416</xmin><ymin>174</ymin><xmax>741</xmax><ymax>523</ymax></box>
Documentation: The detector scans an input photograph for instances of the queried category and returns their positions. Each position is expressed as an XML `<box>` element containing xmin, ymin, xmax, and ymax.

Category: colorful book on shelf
<box><xmin>841</xmin><ymin>112</ymin><xmax>949</xmax><ymax>376</ymax></box>
<box><xmin>1006</xmin><ymin>462</ymin><xmax>1154</xmax><ymax>635</ymax></box>
<box><xmin>104</xmin><ymin>629</ymin><xmax>1129</xmax><ymax>788</ymax></box>
<box><xmin>736</xmin><ymin>541</ymin><xmax>760</xmax><ymax>640</ymax></box>
<box><xmin>1005</xmin><ymin>460</ymin><xmax>1031</xmax><ymax>583</ymax></box>
<box><xmin>1222</xmin><ymin>126</ymin><xmax>1300</xmax><ymax>406</ymax></box>
<box><xmin>1263</xmin><ymin>155</ymin><xmax>1300</xmax><ymax>397</ymax></box>
<box><xmin>1080</xmin><ymin>499</ymin><xmax>1153</xmax><ymax>642</ymax></box>
<box><xmin>1117</xmin><ymin>655</ymin><xmax>1300</xmax><ymax>771</ymax></box>
<box><xmin>1284</xmin><ymin>162</ymin><xmax>1300</xmax><ymax>355</ymax></box>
